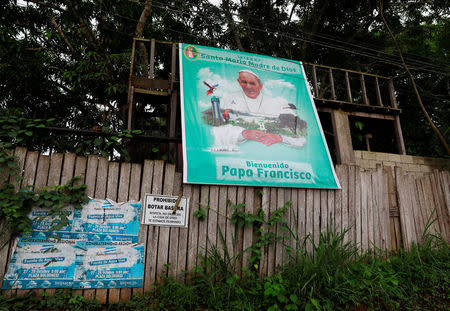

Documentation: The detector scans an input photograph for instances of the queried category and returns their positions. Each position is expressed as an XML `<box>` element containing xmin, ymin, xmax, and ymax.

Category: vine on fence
<box><xmin>0</xmin><ymin>109</ymin><xmax>89</xmax><ymax>247</ymax></box>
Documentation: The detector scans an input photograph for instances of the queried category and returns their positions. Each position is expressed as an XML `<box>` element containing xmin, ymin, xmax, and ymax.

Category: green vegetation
<box><xmin>1</xmin><ymin>201</ymin><xmax>448</xmax><ymax>310</ymax></box>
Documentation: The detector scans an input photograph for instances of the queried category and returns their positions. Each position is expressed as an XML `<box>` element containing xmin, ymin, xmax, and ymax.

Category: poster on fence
<box><xmin>2</xmin><ymin>199</ymin><xmax>144</xmax><ymax>290</ymax></box>
<box><xmin>179</xmin><ymin>43</ymin><xmax>340</xmax><ymax>189</ymax></box>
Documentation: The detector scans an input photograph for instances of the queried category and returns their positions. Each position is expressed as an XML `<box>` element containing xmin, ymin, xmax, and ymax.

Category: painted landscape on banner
<box><xmin>179</xmin><ymin>43</ymin><xmax>340</xmax><ymax>189</ymax></box>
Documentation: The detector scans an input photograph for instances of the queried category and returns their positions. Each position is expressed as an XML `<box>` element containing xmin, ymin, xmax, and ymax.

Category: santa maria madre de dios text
<box><xmin>179</xmin><ymin>43</ymin><xmax>340</xmax><ymax>189</ymax></box>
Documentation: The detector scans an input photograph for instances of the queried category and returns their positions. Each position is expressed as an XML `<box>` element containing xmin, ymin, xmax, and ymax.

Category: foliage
<box><xmin>0</xmin><ymin>227</ymin><xmax>448</xmax><ymax>310</ymax></box>
<box><xmin>0</xmin><ymin>1</ymin><xmax>448</xmax><ymax>158</ymax></box>
<box><xmin>193</xmin><ymin>205</ymin><xmax>208</xmax><ymax>221</ymax></box>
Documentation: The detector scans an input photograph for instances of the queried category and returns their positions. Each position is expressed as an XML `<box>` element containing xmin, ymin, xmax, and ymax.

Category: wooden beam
<box><xmin>389</xmin><ymin>78</ymin><xmax>398</xmax><ymax>108</ymax></box>
<box><xmin>329</xmin><ymin>68</ymin><xmax>336</xmax><ymax>100</ymax></box>
<box><xmin>375</xmin><ymin>77</ymin><xmax>383</xmax><ymax>106</ymax></box>
<box><xmin>360</xmin><ymin>74</ymin><xmax>369</xmax><ymax>105</ymax></box>
<box><xmin>149</xmin><ymin>39</ymin><xmax>155</xmax><ymax>79</ymax></box>
<box><xmin>131</xmin><ymin>77</ymin><xmax>170</xmax><ymax>89</ymax></box>
<box><xmin>312</xmin><ymin>65</ymin><xmax>319</xmax><ymax>98</ymax></box>
<box><xmin>170</xmin><ymin>43</ymin><xmax>177</xmax><ymax>93</ymax></box>
<box><xmin>331</xmin><ymin>110</ymin><xmax>355</xmax><ymax>164</ymax></box>
<box><xmin>394</xmin><ymin>115</ymin><xmax>406</xmax><ymax>155</ymax></box>
<box><xmin>345</xmin><ymin>71</ymin><xmax>353</xmax><ymax>103</ymax></box>
<box><xmin>134</xmin><ymin>88</ymin><xmax>169</xmax><ymax>96</ymax></box>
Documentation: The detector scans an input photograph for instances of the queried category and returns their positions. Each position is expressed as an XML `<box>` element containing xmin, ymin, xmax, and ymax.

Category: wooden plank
<box><xmin>422</xmin><ymin>175</ymin><xmax>440</xmax><ymax>235</ymax></box>
<box><xmin>284</xmin><ymin>188</ymin><xmax>292</xmax><ymax>263</ymax></box>
<box><xmin>388</xmin><ymin>78</ymin><xmax>397</xmax><ymax>108</ymax></box>
<box><xmin>112</xmin><ymin>162</ymin><xmax>131</xmax><ymax>303</ymax></box>
<box><xmin>334</xmin><ymin>166</ymin><xmax>343</xmax><ymax>235</ymax></box>
<box><xmin>70</xmin><ymin>156</ymin><xmax>87</xmax><ymax>297</ymax></box>
<box><xmin>290</xmin><ymin>188</ymin><xmax>298</xmax><ymax>259</ymax></box>
<box><xmin>47</xmin><ymin>153</ymin><xmax>63</xmax><ymax>187</ymax></box>
<box><xmin>341</xmin><ymin>166</ymin><xmax>349</xmax><ymax>243</ymax></box>
<box><xmin>371</xmin><ymin>170</ymin><xmax>381</xmax><ymax>251</ymax></box>
<box><xmin>276</xmin><ymin>188</ymin><xmax>285</xmax><ymax>268</ymax></box>
<box><xmin>431</xmin><ymin>171</ymin><xmax>449</xmax><ymax>241</ymax></box>
<box><xmin>375</xmin><ymin>77</ymin><xmax>383</xmax><ymax>106</ymax></box>
<box><xmin>198</xmin><ymin>185</ymin><xmax>209</xmax><ymax>267</ymax></box>
<box><xmin>267</xmin><ymin>188</ymin><xmax>277</xmax><ymax>275</ymax></box>
<box><xmin>297</xmin><ymin>188</ymin><xmax>307</xmax><ymax>249</ymax></box>
<box><xmin>413</xmin><ymin>179</ymin><xmax>427</xmax><ymax>239</ymax></box>
<box><xmin>354</xmin><ymin>168</ymin><xmax>362</xmax><ymax>251</ymax></box>
<box><xmin>260</xmin><ymin>187</ymin><xmax>270</xmax><ymax>277</ymax></box>
<box><xmin>207</xmin><ymin>185</ymin><xmax>219</xmax><ymax>262</ymax></box>
<box><xmin>94</xmin><ymin>158</ymin><xmax>109</xmax><ymax>199</ymax></box>
<box><xmin>186</xmin><ymin>185</ymin><xmax>200</xmax><ymax>275</ymax></box>
<box><xmin>379</xmin><ymin>166</ymin><xmax>391</xmax><ymax>250</ymax></box>
<box><xmin>15</xmin><ymin>151</ymin><xmax>39</xmax><ymax>297</ymax></box>
<box><xmin>73</xmin><ymin>157</ymin><xmax>87</xmax><ymax>186</ymax></box>
<box><xmin>145</xmin><ymin>160</ymin><xmax>164</xmax><ymax>287</ymax></box>
<box><xmin>329</xmin><ymin>68</ymin><xmax>336</xmax><ymax>100</ymax></box>
<box><xmin>138</xmin><ymin>160</ymin><xmax>154</xmax><ymax>295</ymax></box>
<box><xmin>155</xmin><ymin>163</ymin><xmax>175</xmax><ymax>282</ymax></box>
<box><xmin>176</xmin><ymin>182</ymin><xmax>191</xmax><ymax>281</ymax></box>
<box><xmin>305</xmin><ymin>189</ymin><xmax>314</xmax><ymax>254</ymax></box>
<box><xmin>132</xmin><ymin>77</ymin><xmax>170</xmax><ymax>90</ymax></box>
<box><xmin>312</xmin><ymin>65</ymin><xmax>319</xmax><ymax>97</ymax></box>
<box><xmin>216</xmin><ymin>186</ymin><xmax>228</xmax><ymax>261</ymax></box>
<box><xmin>366</xmin><ymin>171</ymin><xmax>374</xmax><ymax>251</ymax></box>
<box><xmin>360</xmin><ymin>74</ymin><xmax>369</xmax><ymax>105</ymax></box>
<box><xmin>320</xmin><ymin>190</ymin><xmax>328</xmax><ymax>235</ymax></box>
<box><xmin>395</xmin><ymin>168</ymin><xmax>414</xmax><ymax>250</ymax></box>
<box><xmin>84</xmin><ymin>155</ymin><xmax>98</xmax><ymax>197</ymax></box>
<box><xmin>34</xmin><ymin>155</ymin><xmax>50</xmax><ymax>191</ymax></box>
<box><xmin>10</xmin><ymin>147</ymin><xmax>27</xmax><ymax>191</ymax></box>
<box><xmin>128</xmin><ymin>163</ymin><xmax>142</xmax><ymax>298</ymax></box>
<box><xmin>331</xmin><ymin>111</ymin><xmax>355</xmax><ymax>165</ymax></box>
<box><xmin>313</xmin><ymin>189</ymin><xmax>321</xmax><ymax>250</ymax></box>
<box><xmin>60</xmin><ymin>153</ymin><xmax>76</xmax><ymax>185</ymax></box>
<box><xmin>82</xmin><ymin>155</ymin><xmax>100</xmax><ymax>301</ymax></box>
<box><xmin>88</xmin><ymin>157</ymin><xmax>108</xmax><ymax>302</ymax></box>
<box><xmin>348</xmin><ymin>166</ymin><xmax>356</xmax><ymax>243</ymax></box>
<box><xmin>394</xmin><ymin>116</ymin><xmax>406</xmax><ymax>155</ymax></box>
<box><xmin>234</xmin><ymin>187</ymin><xmax>245</xmax><ymax>273</ymax></box>
<box><xmin>22</xmin><ymin>151</ymin><xmax>39</xmax><ymax>189</ymax></box>
<box><xmin>345</xmin><ymin>71</ymin><xmax>353</xmax><ymax>103</ymax></box>
<box><xmin>93</xmin><ymin>158</ymin><xmax>112</xmax><ymax>305</ymax></box>
<box><xmin>327</xmin><ymin>189</ymin><xmax>335</xmax><ymax>234</ymax></box>
<box><xmin>360</xmin><ymin>171</ymin><xmax>369</xmax><ymax>252</ymax></box>
<box><xmin>0</xmin><ymin>149</ymin><xmax>12</xmax><ymax>187</ymax></box>
<box><xmin>243</xmin><ymin>187</ymin><xmax>254</xmax><ymax>268</ymax></box>
<box><xmin>168</xmin><ymin>172</ymin><xmax>182</xmax><ymax>277</ymax></box>
<box><xmin>149</xmin><ymin>39</ymin><xmax>155</xmax><ymax>78</ymax></box>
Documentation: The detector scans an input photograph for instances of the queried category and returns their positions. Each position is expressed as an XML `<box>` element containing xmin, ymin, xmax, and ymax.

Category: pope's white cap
<box><xmin>238</xmin><ymin>69</ymin><xmax>260</xmax><ymax>80</ymax></box>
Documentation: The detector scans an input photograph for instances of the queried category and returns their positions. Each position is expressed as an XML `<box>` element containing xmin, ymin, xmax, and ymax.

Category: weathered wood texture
<box><xmin>0</xmin><ymin>149</ymin><xmax>449</xmax><ymax>303</ymax></box>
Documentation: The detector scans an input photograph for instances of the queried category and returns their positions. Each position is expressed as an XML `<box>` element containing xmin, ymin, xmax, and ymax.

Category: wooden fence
<box><xmin>0</xmin><ymin>147</ymin><xmax>449</xmax><ymax>303</ymax></box>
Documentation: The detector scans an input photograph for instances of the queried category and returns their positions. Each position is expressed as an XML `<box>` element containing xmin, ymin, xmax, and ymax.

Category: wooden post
<box><xmin>149</xmin><ymin>39</ymin><xmax>155</xmax><ymax>79</ymax></box>
<box><xmin>126</xmin><ymin>39</ymin><xmax>137</xmax><ymax>131</ymax></box>
<box><xmin>394</xmin><ymin>115</ymin><xmax>406</xmax><ymax>154</ymax></box>
<box><xmin>345</xmin><ymin>71</ymin><xmax>353</xmax><ymax>103</ymax></box>
<box><xmin>170</xmin><ymin>43</ymin><xmax>177</xmax><ymax>93</ymax></box>
<box><xmin>360</xmin><ymin>74</ymin><xmax>369</xmax><ymax>105</ymax></box>
<box><xmin>329</xmin><ymin>68</ymin><xmax>336</xmax><ymax>100</ymax></box>
<box><xmin>331</xmin><ymin>110</ymin><xmax>355</xmax><ymax>164</ymax></box>
<box><xmin>375</xmin><ymin>77</ymin><xmax>383</xmax><ymax>106</ymax></box>
<box><xmin>312</xmin><ymin>65</ymin><xmax>319</xmax><ymax>98</ymax></box>
<box><xmin>388</xmin><ymin>78</ymin><xmax>397</xmax><ymax>108</ymax></box>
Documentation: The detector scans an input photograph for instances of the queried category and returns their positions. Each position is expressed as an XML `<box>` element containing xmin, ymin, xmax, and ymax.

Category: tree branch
<box><xmin>135</xmin><ymin>0</ymin><xmax>152</xmax><ymax>37</ymax></box>
<box><xmin>222</xmin><ymin>0</ymin><xmax>244</xmax><ymax>51</ymax></box>
<box><xmin>50</xmin><ymin>17</ymin><xmax>76</xmax><ymax>56</ymax></box>
<box><xmin>301</xmin><ymin>0</ymin><xmax>329</xmax><ymax>59</ymax></box>
<box><xmin>379</xmin><ymin>0</ymin><xmax>450</xmax><ymax>155</ymax></box>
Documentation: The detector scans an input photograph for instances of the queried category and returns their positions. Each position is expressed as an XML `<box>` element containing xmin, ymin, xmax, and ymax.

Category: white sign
<box><xmin>142</xmin><ymin>194</ymin><xmax>189</xmax><ymax>228</ymax></box>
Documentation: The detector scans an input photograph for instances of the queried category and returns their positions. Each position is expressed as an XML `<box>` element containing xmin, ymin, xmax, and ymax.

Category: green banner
<box><xmin>179</xmin><ymin>43</ymin><xmax>340</xmax><ymax>189</ymax></box>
